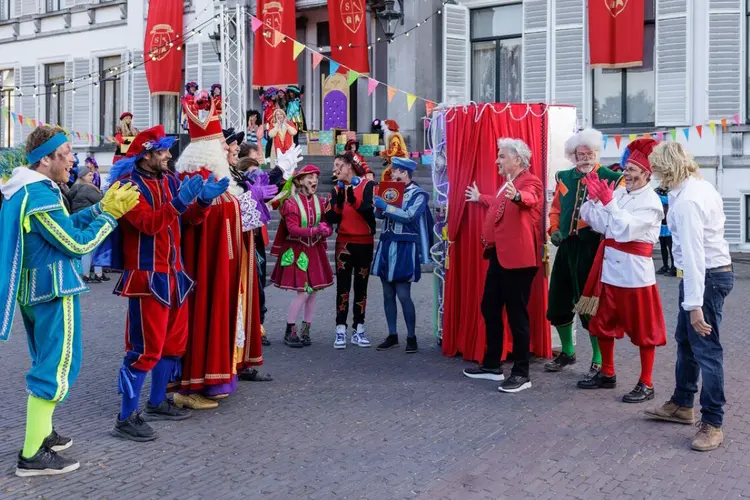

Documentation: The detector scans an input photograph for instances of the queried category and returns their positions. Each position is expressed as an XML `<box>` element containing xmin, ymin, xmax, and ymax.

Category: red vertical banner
<box><xmin>589</xmin><ymin>0</ymin><xmax>644</xmax><ymax>68</ymax></box>
<box><xmin>144</xmin><ymin>0</ymin><xmax>183</xmax><ymax>95</ymax></box>
<box><xmin>252</xmin><ymin>0</ymin><xmax>298</xmax><ymax>88</ymax></box>
<box><xmin>328</xmin><ymin>0</ymin><xmax>370</xmax><ymax>74</ymax></box>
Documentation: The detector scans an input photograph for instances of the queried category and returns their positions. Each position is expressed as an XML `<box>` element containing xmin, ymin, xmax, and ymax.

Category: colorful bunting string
<box><xmin>0</xmin><ymin>107</ymin><xmax>116</xmax><ymax>144</ymax></box>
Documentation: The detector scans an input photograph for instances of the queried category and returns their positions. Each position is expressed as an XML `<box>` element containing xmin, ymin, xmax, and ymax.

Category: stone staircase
<box><xmin>264</xmin><ymin>155</ymin><xmax>435</xmax><ymax>271</ymax></box>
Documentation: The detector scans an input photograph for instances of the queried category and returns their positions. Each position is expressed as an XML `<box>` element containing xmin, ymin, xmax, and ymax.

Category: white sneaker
<box><xmin>351</xmin><ymin>328</ymin><xmax>371</xmax><ymax>348</ymax></box>
<box><xmin>334</xmin><ymin>326</ymin><xmax>347</xmax><ymax>349</ymax></box>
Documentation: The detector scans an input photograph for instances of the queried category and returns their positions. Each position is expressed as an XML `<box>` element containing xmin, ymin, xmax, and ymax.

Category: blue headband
<box><xmin>26</xmin><ymin>132</ymin><xmax>68</xmax><ymax>164</ymax></box>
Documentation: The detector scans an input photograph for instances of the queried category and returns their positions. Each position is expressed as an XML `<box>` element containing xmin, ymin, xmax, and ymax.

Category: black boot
<box><xmin>284</xmin><ymin>324</ymin><xmax>303</xmax><ymax>348</ymax></box>
<box><xmin>376</xmin><ymin>335</ymin><xmax>399</xmax><ymax>351</ymax></box>
<box><xmin>544</xmin><ymin>352</ymin><xmax>577</xmax><ymax>372</ymax></box>
<box><xmin>577</xmin><ymin>371</ymin><xmax>617</xmax><ymax>389</ymax></box>
<box><xmin>622</xmin><ymin>381</ymin><xmax>655</xmax><ymax>403</ymax></box>
<box><xmin>405</xmin><ymin>337</ymin><xmax>418</xmax><ymax>354</ymax></box>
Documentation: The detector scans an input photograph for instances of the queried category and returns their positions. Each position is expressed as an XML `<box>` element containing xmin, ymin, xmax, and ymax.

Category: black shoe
<box><xmin>463</xmin><ymin>365</ymin><xmax>504</xmax><ymax>382</ymax></box>
<box><xmin>405</xmin><ymin>337</ymin><xmax>418</xmax><ymax>354</ymax></box>
<box><xmin>238</xmin><ymin>368</ymin><xmax>274</xmax><ymax>382</ymax></box>
<box><xmin>143</xmin><ymin>398</ymin><xmax>192</xmax><ymax>421</ymax></box>
<box><xmin>16</xmin><ymin>447</ymin><xmax>80</xmax><ymax>477</ymax></box>
<box><xmin>42</xmin><ymin>429</ymin><xmax>72</xmax><ymax>452</ymax></box>
<box><xmin>111</xmin><ymin>411</ymin><xmax>158</xmax><ymax>442</ymax></box>
<box><xmin>665</xmin><ymin>267</ymin><xmax>677</xmax><ymax>277</ymax></box>
<box><xmin>577</xmin><ymin>371</ymin><xmax>617</xmax><ymax>389</ymax></box>
<box><xmin>261</xmin><ymin>335</ymin><xmax>271</xmax><ymax>346</ymax></box>
<box><xmin>586</xmin><ymin>363</ymin><xmax>602</xmax><ymax>379</ymax></box>
<box><xmin>300</xmin><ymin>322</ymin><xmax>312</xmax><ymax>346</ymax></box>
<box><xmin>656</xmin><ymin>265</ymin><xmax>669</xmax><ymax>275</ymax></box>
<box><xmin>99</xmin><ymin>274</ymin><xmax>111</xmax><ymax>282</ymax></box>
<box><xmin>284</xmin><ymin>324</ymin><xmax>304</xmax><ymax>348</ymax></box>
<box><xmin>88</xmin><ymin>274</ymin><xmax>102</xmax><ymax>283</ymax></box>
<box><xmin>498</xmin><ymin>375</ymin><xmax>531</xmax><ymax>393</ymax></box>
<box><xmin>376</xmin><ymin>335</ymin><xmax>399</xmax><ymax>351</ymax></box>
<box><xmin>622</xmin><ymin>382</ymin><xmax>655</xmax><ymax>403</ymax></box>
<box><xmin>544</xmin><ymin>352</ymin><xmax>577</xmax><ymax>372</ymax></box>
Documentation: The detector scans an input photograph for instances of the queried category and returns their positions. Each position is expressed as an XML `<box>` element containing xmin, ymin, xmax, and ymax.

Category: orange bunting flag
<box><xmin>696</xmin><ymin>125</ymin><xmax>703</xmax><ymax>138</ymax></box>
<box><xmin>614</xmin><ymin>135</ymin><xmax>622</xmax><ymax>148</ymax></box>
<box><xmin>643</xmin><ymin>133</ymin><xmax>651</xmax><ymax>139</ymax></box>
<box><xmin>425</xmin><ymin>101</ymin><xmax>436</xmax><ymax>117</ymax></box>
<box><xmin>721</xmin><ymin>118</ymin><xmax>727</xmax><ymax>132</ymax></box>
<box><xmin>387</xmin><ymin>86</ymin><xmax>397</xmax><ymax>103</ymax></box>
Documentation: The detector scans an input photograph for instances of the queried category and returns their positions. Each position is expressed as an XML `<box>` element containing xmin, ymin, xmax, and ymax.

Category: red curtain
<box><xmin>144</xmin><ymin>0</ymin><xmax>183</xmax><ymax>95</ymax></box>
<box><xmin>441</xmin><ymin>103</ymin><xmax>552</xmax><ymax>363</ymax></box>
<box><xmin>328</xmin><ymin>0</ymin><xmax>370</xmax><ymax>74</ymax></box>
<box><xmin>589</xmin><ymin>0</ymin><xmax>644</xmax><ymax>69</ymax></box>
<box><xmin>252</xmin><ymin>0</ymin><xmax>298</xmax><ymax>88</ymax></box>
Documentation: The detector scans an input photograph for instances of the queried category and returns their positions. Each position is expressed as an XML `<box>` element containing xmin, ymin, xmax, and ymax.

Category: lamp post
<box><xmin>376</xmin><ymin>0</ymin><xmax>404</xmax><ymax>41</ymax></box>
<box><xmin>208</xmin><ymin>30</ymin><xmax>221</xmax><ymax>62</ymax></box>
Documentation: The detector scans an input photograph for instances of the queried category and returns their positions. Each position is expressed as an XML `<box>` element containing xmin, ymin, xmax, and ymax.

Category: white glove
<box><xmin>276</xmin><ymin>145</ymin><xmax>303</xmax><ymax>180</ymax></box>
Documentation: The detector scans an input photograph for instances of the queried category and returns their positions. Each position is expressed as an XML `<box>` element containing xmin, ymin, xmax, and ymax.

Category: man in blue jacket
<box><xmin>0</xmin><ymin>125</ymin><xmax>139</xmax><ymax>477</ymax></box>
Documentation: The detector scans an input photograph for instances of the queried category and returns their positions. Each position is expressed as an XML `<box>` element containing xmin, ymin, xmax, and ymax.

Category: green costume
<box><xmin>546</xmin><ymin>165</ymin><xmax>623</xmax><ymax>368</ymax></box>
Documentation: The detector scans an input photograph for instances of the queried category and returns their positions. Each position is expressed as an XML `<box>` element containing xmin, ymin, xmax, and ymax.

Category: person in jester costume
<box><xmin>544</xmin><ymin>128</ymin><xmax>623</xmax><ymax>378</ymax></box>
<box><xmin>270</xmin><ymin>164</ymin><xmax>334</xmax><ymax>347</ymax></box>
<box><xmin>0</xmin><ymin>125</ymin><xmax>139</xmax><ymax>476</ymax></box>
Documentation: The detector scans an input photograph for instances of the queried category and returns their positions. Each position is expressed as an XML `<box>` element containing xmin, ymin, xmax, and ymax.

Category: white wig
<box><xmin>175</xmin><ymin>138</ymin><xmax>242</xmax><ymax>196</ymax></box>
<box><xmin>564</xmin><ymin>128</ymin><xmax>603</xmax><ymax>163</ymax></box>
<box><xmin>497</xmin><ymin>138</ymin><xmax>532</xmax><ymax>169</ymax></box>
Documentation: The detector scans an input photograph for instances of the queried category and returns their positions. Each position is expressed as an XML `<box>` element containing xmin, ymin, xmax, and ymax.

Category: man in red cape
<box><xmin>172</xmin><ymin>92</ymin><xmax>266</xmax><ymax>410</ymax></box>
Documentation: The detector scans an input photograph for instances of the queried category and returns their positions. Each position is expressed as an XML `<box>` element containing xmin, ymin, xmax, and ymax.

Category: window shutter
<box><xmin>552</xmin><ymin>0</ymin><xmax>584</xmax><ymax>123</ymax></box>
<box><xmin>722</xmin><ymin>197</ymin><xmax>741</xmax><ymax>243</ymax></box>
<box><xmin>522</xmin><ymin>0</ymin><xmax>549</xmax><ymax>102</ymax></box>
<box><xmin>185</xmin><ymin>42</ymin><xmax>200</xmax><ymax>88</ymax></box>
<box><xmin>130</xmin><ymin>50</ymin><xmax>151</xmax><ymax>131</ymax></box>
<box><xmin>15</xmin><ymin>66</ymin><xmax>35</xmax><ymax>144</ymax></box>
<box><xmin>13</xmin><ymin>68</ymin><xmax>21</xmax><ymax>145</ymax></box>
<box><xmin>441</xmin><ymin>3</ymin><xmax>469</xmax><ymax>105</ymax></box>
<box><xmin>71</xmin><ymin>58</ymin><xmax>91</xmax><ymax>146</ymax></box>
<box><xmin>64</xmin><ymin>61</ymin><xmax>73</xmax><ymax>131</ymax></box>
<box><xmin>655</xmin><ymin>0</ymin><xmax>690</xmax><ymax>126</ymax></box>
<box><xmin>707</xmin><ymin>0</ymin><xmax>741</xmax><ymax>120</ymax></box>
<box><xmin>120</xmin><ymin>52</ymin><xmax>130</xmax><ymax>119</ymax></box>
<box><xmin>200</xmin><ymin>41</ymin><xmax>221</xmax><ymax>91</ymax></box>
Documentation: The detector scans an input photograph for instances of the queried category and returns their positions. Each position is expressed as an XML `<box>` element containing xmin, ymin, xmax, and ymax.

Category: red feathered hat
<box><xmin>625</xmin><ymin>138</ymin><xmax>658</xmax><ymax>173</ymax></box>
<box><xmin>120</xmin><ymin>111</ymin><xmax>133</xmax><ymax>120</ymax></box>
<box><xmin>124</xmin><ymin>125</ymin><xmax>176</xmax><ymax>159</ymax></box>
<box><xmin>182</xmin><ymin>97</ymin><xmax>223</xmax><ymax>142</ymax></box>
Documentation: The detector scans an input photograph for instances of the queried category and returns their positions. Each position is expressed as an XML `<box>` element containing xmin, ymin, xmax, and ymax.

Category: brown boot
<box><xmin>692</xmin><ymin>422</ymin><xmax>723</xmax><ymax>451</ymax></box>
<box><xmin>644</xmin><ymin>400</ymin><xmax>694</xmax><ymax>425</ymax></box>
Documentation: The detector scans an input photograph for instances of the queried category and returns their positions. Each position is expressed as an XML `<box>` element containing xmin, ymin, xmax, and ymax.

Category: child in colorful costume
<box><xmin>180</xmin><ymin>82</ymin><xmax>199</xmax><ymax>130</ymax></box>
<box><xmin>372</xmin><ymin>157</ymin><xmax>434</xmax><ymax>354</ymax></box>
<box><xmin>1</xmin><ymin>126</ymin><xmax>138</xmax><ymax>476</ymax></box>
<box><xmin>270</xmin><ymin>164</ymin><xmax>334</xmax><ymax>347</ymax></box>
<box><xmin>544</xmin><ymin>128</ymin><xmax>623</xmax><ymax>378</ymax></box>
<box><xmin>285</xmin><ymin>85</ymin><xmax>306</xmax><ymax>137</ymax></box>
<box><xmin>211</xmin><ymin>83</ymin><xmax>222</xmax><ymax>115</ymax></box>
<box><xmin>379</xmin><ymin>119</ymin><xmax>408</xmax><ymax>182</ymax></box>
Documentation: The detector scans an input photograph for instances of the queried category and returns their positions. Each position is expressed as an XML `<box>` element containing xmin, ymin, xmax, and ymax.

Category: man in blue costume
<box><xmin>372</xmin><ymin>157</ymin><xmax>434</xmax><ymax>354</ymax></box>
<box><xmin>0</xmin><ymin>125</ymin><xmax>139</xmax><ymax>476</ymax></box>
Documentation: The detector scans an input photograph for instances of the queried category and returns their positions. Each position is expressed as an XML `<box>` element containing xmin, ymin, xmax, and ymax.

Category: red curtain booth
<box><xmin>441</xmin><ymin>103</ymin><xmax>552</xmax><ymax>363</ymax></box>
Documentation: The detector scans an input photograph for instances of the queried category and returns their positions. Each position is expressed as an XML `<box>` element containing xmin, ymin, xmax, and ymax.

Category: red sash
<box><xmin>574</xmin><ymin>238</ymin><xmax>654</xmax><ymax>316</ymax></box>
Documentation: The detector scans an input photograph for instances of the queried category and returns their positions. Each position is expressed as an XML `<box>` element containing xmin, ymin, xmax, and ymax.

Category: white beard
<box><xmin>174</xmin><ymin>139</ymin><xmax>242</xmax><ymax>196</ymax></box>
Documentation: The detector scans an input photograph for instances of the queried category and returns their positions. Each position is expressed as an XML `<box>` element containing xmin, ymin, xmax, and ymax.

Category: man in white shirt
<box><xmin>572</xmin><ymin>139</ymin><xmax>667</xmax><ymax>404</ymax></box>
<box><xmin>645</xmin><ymin>142</ymin><xmax>734</xmax><ymax>452</ymax></box>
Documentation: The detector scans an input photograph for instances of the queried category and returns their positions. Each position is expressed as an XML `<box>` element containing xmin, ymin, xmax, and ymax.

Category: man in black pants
<box><xmin>655</xmin><ymin>187</ymin><xmax>676</xmax><ymax>276</ymax></box>
<box><xmin>326</xmin><ymin>153</ymin><xmax>376</xmax><ymax>349</ymax></box>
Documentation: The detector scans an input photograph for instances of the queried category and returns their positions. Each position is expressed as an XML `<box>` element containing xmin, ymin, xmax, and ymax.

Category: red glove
<box><xmin>583</xmin><ymin>173</ymin><xmax>601</xmax><ymax>202</ymax></box>
<box><xmin>597</xmin><ymin>179</ymin><xmax>615</xmax><ymax>206</ymax></box>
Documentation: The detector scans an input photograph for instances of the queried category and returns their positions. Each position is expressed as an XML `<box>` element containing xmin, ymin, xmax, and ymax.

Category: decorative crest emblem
<box><xmin>604</xmin><ymin>0</ymin><xmax>628</xmax><ymax>17</ymax></box>
<box><xmin>382</xmin><ymin>188</ymin><xmax>400</xmax><ymax>204</ymax></box>
<box><xmin>341</xmin><ymin>0</ymin><xmax>364</xmax><ymax>34</ymax></box>
<box><xmin>262</xmin><ymin>1</ymin><xmax>285</xmax><ymax>48</ymax></box>
<box><xmin>149</xmin><ymin>24</ymin><xmax>176</xmax><ymax>61</ymax></box>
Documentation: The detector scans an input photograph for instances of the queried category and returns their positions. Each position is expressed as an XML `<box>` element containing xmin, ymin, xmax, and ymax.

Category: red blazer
<box><xmin>480</xmin><ymin>170</ymin><xmax>543</xmax><ymax>270</ymax></box>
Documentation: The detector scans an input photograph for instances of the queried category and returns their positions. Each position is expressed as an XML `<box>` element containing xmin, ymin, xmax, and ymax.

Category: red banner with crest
<box><xmin>252</xmin><ymin>0</ymin><xmax>298</xmax><ymax>88</ymax></box>
<box><xmin>328</xmin><ymin>0</ymin><xmax>370</xmax><ymax>74</ymax></box>
<box><xmin>589</xmin><ymin>0</ymin><xmax>644</xmax><ymax>68</ymax></box>
<box><xmin>144</xmin><ymin>0</ymin><xmax>183</xmax><ymax>95</ymax></box>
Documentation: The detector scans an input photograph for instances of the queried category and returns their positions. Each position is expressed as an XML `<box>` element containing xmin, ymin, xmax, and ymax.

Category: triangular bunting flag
<box><xmin>644</xmin><ymin>133</ymin><xmax>651</xmax><ymax>139</ymax></box>
<box><xmin>312</xmin><ymin>51</ymin><xmax>324</xmax><ymax>69</ymax></box>
<box><xmin>406</xmin><ymin>94</ymin><xmax>417</xmax><ymax>111</ymax></box>
<box><xmin>614</xmin><ymin>135</ymin><xmax>622</xmax><ymax>148</ymax></box>
<box><xmin>709</xmin><ymin>121</ymin><xmax>716</xmax><ymax>134</ymax></box>
<box><xmin>31</xmin><ymin>119</ymin><xmax>37</xmax><ymax>127</ymax></box>
<box><xmin>347</xmin><ymin>70</ymin><xmax>359</xmax><ymax>86</ymax></box>
<box><xmin>367</xmin><ymin>78</ymin><xmax>379</xmax><ymax>96</ymax></box>
<box><xmin>292</xmin><ymin>41</ymin><xmax>305</xmax><ymax>60</ymax></box>
<box><xmin>670</xmin><ymin>129</ymin><xmax>677</xmax><ymax>140</ymax></box>
<box><xmin>602</xmin><ymin>135</ymin><xmax>608</xmax><ymax>150</ymax></box>
<box><xmin>656</xmin><ymin>131</ymin><xmax>664</xmax><ymax>142</ymax></box>
<box><xmin>696</xmin><ymin>125</ymin><xmax>703</xmax><ymax>138</ymax></box>
<box><xmin>24</xmin><ymin>117</ymin><xmax>31</xmax><ymax>126</ymax></box>
<box><xmin>250</xmin><ymin>16</ymin><xmax>263</xmax><ymax>33</ymax></box>
<box><xmin>329</xmin><ymin>61</ymin><xmax>340</xmax><ymax>76</ymax></box>
<box><xmin>387</xmin><ymin>86</ymin><xmax>397</xmax><ymax>103</ymax></box>
<box><xmin>1</xmin><ymin>108</ymin><xmax>7</xmax><ymax>116</ymax></box>
<box><xmin>76</xmin><ymin>132</ymin><xmax>81</xmax><ymax>139</ymax></box>
<box><xmin>721</xmin><ymin>118</ymin><xmax>727</xmax><ymax>132</ymax></box>
<box><xmin>733</xmin><ymin>114</ymin><xmax>740</xmax><ymax>125</ymax></box>
<box><xmin>425</xmin><ymin>101</ymin><xmax>436</xmax><ymax>117</ymax></box>
<box><xmin>17</xmin><ymin>114</ymin><xmax>23</xmax><ymax>125</ymax></box>
<box><xmin>682</xmin><ymin>128</ymin><xmax>689</xmax><ymax>140</ymax></box>
<box><xmin>273</xmin><ymin>30</ymin><xmax>285</xmax><ymax>46</ymax></box>
<box><xmin>629</xmin><ymin>133</ymin><xmax>637</xmax><ymax>142</ymax></box>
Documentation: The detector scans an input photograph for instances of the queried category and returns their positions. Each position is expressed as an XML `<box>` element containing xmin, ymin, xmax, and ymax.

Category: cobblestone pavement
<box><xmin>1</xmin><ymin>264</ymin><xmax>750</xmax><ymax>499</ymax></box>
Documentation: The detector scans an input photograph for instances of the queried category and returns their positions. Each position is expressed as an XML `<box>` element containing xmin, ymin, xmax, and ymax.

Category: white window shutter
<box><xmin>442</xmin><ymin>3</ymin><xmax>469</xmax><ymax>105</ymax></box>
<box><xmin>17</xmin><ymin>66</ymin><xmax>35</xmax><ymax>144</ymax></box>
<box><xmin>655</xmin><ymin>0</ymin><xmax>690</xmax><ymax>126</ymax></box>
<box><xmin>185</xmin><ymin>42</ymin><xmax>200</xmax><ymax>89</ymax></box>
<box><xmin>71</xmin><ymin>58</ymin><xmax>91</xmax><ymax>146</ymax></box>
<box><xmin>523</xmin><ymin>0</ymin><xmax>549</xmax><ymax>103</ymax></box>
<box><xmin>552</xmin><ymin>0</ymin><xmax>584</xmax><ymax>122</ymax></box>
<box><xmin>200</xmin><ymin>41</ymin><xmax>221</xmax><ymax>91</ymax></box>
<box><xmin>707</xmin><ymin>0</ymin><xmax>741</xmax><ymax>120</ymax></box>
<box><xmin>722</xmin><ymin>198</ymin><xmax>741</xmax><ymax>243</ymax></box>
<box><xmin>120</xmin><ymin>52</ymin><xmax>130</xmax><ymax>118</ymax></box>
<box><xmin>13</xmin><ymin>68</ymin><xmax>22</xmax><ymax>145</ymax></box>
<box><xmin>64</xmin><ymin>61</ymin><xmax>73</xmax><ymax>131</ymax></box>
<box><xmin>130</xmin><ymin>50</ymin><xmax>151</xmax><ymax>130</ymax></box>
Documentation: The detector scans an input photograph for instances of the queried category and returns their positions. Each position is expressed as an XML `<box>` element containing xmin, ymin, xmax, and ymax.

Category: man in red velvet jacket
<box><xmin>462</xmin><ymin>138</ymin><xmax>543</xmax><ymax>394</ymax></box>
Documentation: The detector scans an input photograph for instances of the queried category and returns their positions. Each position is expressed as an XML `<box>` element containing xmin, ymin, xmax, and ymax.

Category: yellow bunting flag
<box><xmin>347</xmin><ymin>70</ymin><xmax>359</xmax><ymax>86</ymax></box>
<box><xmin>406</xmin><ymin>93</ymin><xmax>417</xmax><ymax>111</ymax></box>
<box><xmin>387</xmin><ymin>86</ymin><xmax>397</xmax><ymax>103</ymax></box>
<box><xmin>629</xmin><ymin>133</ymin><xmax>637</xmax><ymax>142</ymax></box>
<box><xmin>25</xmin><ymin>117</ymin><xmax>31</xmax><ymax>126</ymax></box>
<box><xmin>292</xmin><ymin>41</ymin><xmax>305</xmax><ymax>60</ymax></box>
<box><xmin>709</xmin><ymin>121</ymin><xmax>716</xmax><ymax>134</ymax></box>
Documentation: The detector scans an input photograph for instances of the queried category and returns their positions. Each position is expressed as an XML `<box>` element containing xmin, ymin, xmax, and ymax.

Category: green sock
<box><xmin>556</xmin><ymin>323</ymin><xmax>575</xmax><ymax>356</ymax></box>
<box><xmin>589</xmin><ymin>334</ymin><xmax>602</xmax><ymax>365</ymax></box>
<box><xmin>22</xmin><ymin>395</ymin><xmax>56</xmax><ymax>459</ymax></box>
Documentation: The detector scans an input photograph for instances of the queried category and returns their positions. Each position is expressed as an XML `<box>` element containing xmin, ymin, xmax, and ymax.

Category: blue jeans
<box><xmin>671</xmin><ymin>269</ymin><xmax>734</xmax><ymax>427</ymax></box>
